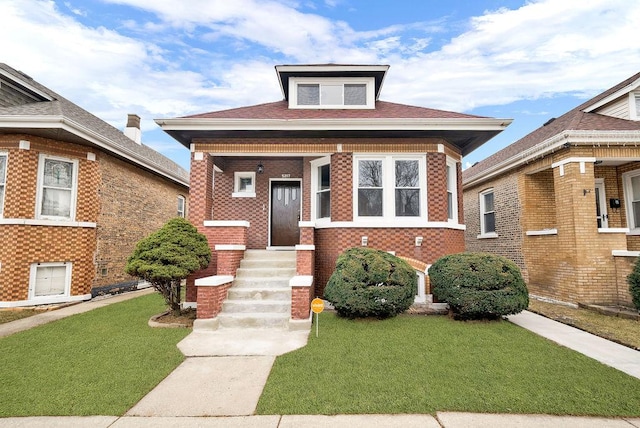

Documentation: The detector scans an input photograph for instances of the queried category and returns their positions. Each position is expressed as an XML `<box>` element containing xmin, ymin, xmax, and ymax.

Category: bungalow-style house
<box><xmin>0</xmin><ymin>63</ymin><xmax>189</xmax><ymax>307</ymax></box>
<box><xmin>156</xmin><ymin>64</ymin><xmax>511</xmax><ymax>327</ymax></box>
<box><xmin>463</xmin><ymin>71</ymin><xmax>640</xmax><ymax>308</ymax></box>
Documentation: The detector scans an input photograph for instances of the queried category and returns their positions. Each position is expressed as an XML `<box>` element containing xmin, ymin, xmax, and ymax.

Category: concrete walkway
<box><xmin>1</xmin><ymin>293</ymin><xmax>639</xmax><ymax>427</ymax></box>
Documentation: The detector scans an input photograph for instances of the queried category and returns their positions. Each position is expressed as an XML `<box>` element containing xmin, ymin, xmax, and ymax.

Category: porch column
<box><xmin>552</xmin><ymin>157</ymin><xmax>616</xmax><ymax>304</ymax></box>
<box><xmin>185</xmin><ymin>151</ymin><xmax>215</xmax><ymax>306</ymax></box>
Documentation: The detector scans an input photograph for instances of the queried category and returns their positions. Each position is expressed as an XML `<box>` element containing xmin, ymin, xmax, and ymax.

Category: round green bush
<box><xmin>626</xmin><ymin>257</ymin><xmax>640</xmax><ymax>311</ymax></box>
<box><xmin>323</xmin><ymin>247</ymin><xmax>417</xmax><ymax>319</ymax></box>
<box><xmin>429</xmin><ymin>252</ymin><xmax>529</xmax><ymax>320</ymax></box>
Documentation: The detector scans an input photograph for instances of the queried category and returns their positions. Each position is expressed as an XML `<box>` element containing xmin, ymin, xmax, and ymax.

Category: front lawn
<box><xmin>257</xmin><ymin>313</ymin><xmax>640</xmax><ymax>416</ymax></box>
<box><xmin>0</xmin><ymin>293</ymin><xmax>190</xmax><ymax>416</ymax></box>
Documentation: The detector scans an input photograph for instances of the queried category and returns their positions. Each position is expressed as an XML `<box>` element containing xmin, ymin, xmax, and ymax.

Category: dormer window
<box><xmin>289</xmin><ymin>77</ymin><xmax>375</xmax><ymax>109</ymax></box>
<box><xmin>632</xmin><ymin>92</ymin><xmax>640</xmax><ymax>121</ymax></box>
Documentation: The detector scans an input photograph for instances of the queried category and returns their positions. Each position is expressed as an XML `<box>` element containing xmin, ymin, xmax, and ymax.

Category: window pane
<box><xmin>359</xmin><ymin>160</ymin><xmax>382</xmax><ymax>187</ymax></box>
<box><xmin>239</xmin><ymin>177</ymin><xmax>252</xmax><ymax>191</ymax></box>
<box><xmin>43</xmin><ymin>159</ymin><xmax>73</xmax><ymax>189</ymax></box>
<box><xmin>41</xmin><ymin>188</ymin><xmax>71</xmax><ymax>217</ymax></box>
<box><xmin>636</xmin><ymin>94</ymin><xmax>640</xmax><ymax>114</ymax></box>
<box><xmin>344</xmin><ymin>84</ymin><xmax>366</xmax><ymax>105</ymax></box>
<box><xmin>318</xmin><ymin>164</ymin><xmax>330</xmax><ymax>190</ymax></box>
<box><xmin>298</xmin><ymin>84</ymin><xmax>319</xmax><ymax>105</ymax></box>
<box><xmin>632</xmin><ymin>176</ymin><xmax>640</xmax><ymax>201</ymax></box>
<box><xmin>321</xmin><ymin>84</ymin><xmax>342</xmax><ymax>105</ymax></box>
<box><xmin>395</xmin><ymin>160</ymin><xmax>419</xmax><ymax>187</ymax></box>
<box><xmin>317</xmin><ymin>191</ymin><xmax>330</xmax><ymax>218</ymax></box>
<box><xmin>34</xmin><ymin>265</ymin><xmax>67</xmax><ymax>297</ymax></box>
<box><xmin>358</xmin><ymin>189</ymin><xmax>383</xmax><ymax>216</ymax></box>
<box><xmin>395</xmin><ymin>189</ymin><xmax>420</xmax><ymax>216</ymax></box>
<box><xmin>0</xmin><ymin>186</ymin><xmax>4</xmax><ymax>217</ymax></box>
<box><xmin>447</xmin><ymin>191</ymin><xmax>453</xmax><ymax>219</ymax></box>
<box><xmin>0</xmin><ymin>156</ymin><xmax>5</xmax><ymax>184</ymax></box>
<box><xmin>484</xmin><ymin>212</ymin><xmax>496</xmax><ymax>233</ymax></box>
<box><xmin>633</xmin><ymin>201</ymin><xmax>640</xmax><ymax>228</ymax></box>
<box><xmin>483</xmin><ymin>192</ymin><xmax>494</xmax><ymax>212</ymax></box>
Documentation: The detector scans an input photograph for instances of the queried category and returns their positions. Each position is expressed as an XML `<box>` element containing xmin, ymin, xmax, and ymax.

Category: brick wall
<box><xmin>94</xmin><ymin>154</ymin><xmax>188</xmax><ymax>289</ymax></box>
<box><xmin>212</xmin><ymin>157</ymin><xmax>303</xmax><ymax>248</ymax></box>
<box><xmin>464</xmin><ymin>171</ymin><xmax>526</xmax><ymax>276</ymax></box>
<box><xmin>0</xmin><ymin>134</ymin><xmax>188</xmax><ymax>304</ymax></box>
<box><xmin>314</xmin><ymin>227</ymin><xmax>464</xmax><ymax>297</ymax></box>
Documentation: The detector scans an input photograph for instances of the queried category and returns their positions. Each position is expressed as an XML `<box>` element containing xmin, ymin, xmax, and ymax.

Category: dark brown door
<box><xmin>271</xmin><ymin>181</ymin><xmax>300</xmax><ymax>246</ymax></box>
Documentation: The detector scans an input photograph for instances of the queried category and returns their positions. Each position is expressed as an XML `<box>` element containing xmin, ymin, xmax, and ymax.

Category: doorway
<box><xmin>270</xmin><ymin>180</ymin><xmax>301</xmax><ymax>247</ymax></box>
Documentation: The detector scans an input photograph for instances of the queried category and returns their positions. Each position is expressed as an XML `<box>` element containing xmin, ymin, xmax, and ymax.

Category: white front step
<box><xmin>215</xmin><ymin>250</ymin><xmax>296</xmax><ymax>330</ymax></box>
<box><xmin>218</xmin><ymin>313</ymin><xmax>290</xmax><ymax>329</ymax></box>
<box><xmin>222</xmin><ymin>299</ymin><xmax>290</xmax><ymax>313</ymax></box>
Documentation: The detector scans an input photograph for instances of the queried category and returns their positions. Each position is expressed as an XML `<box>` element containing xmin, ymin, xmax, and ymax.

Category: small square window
<box><xmin>233</xmin><ymin>172</ymin><xmax>256</xmax><ymax>197</ymax></box>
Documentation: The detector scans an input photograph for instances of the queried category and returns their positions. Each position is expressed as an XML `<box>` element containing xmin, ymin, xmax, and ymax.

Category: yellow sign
<box><xmin>311</xmin><ymin>298</ymin><xmax>324</xmax><ymax>314</ymax></box>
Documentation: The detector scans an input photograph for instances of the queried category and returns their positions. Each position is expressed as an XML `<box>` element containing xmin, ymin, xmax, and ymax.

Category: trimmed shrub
<box><xmin>323</xmin><ymin>247</ymin><xmax>417</xmax><ymax>319</ymax></box>
<box><xmin>627</xmin><ymin>257</ymin><xmax>640</xmax><ymax>311</ymax></box>
<box><xmin>429</xmin><ymin>252</ymin><xmax>528</xmax><ymax>320</ymax></box>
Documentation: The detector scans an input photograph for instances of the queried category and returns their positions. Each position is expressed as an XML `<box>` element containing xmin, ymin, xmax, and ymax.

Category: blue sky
<box><xmin>3</xmin><ymin>0</ymin><xmax>640</xmax><ymax>171</ymax></box>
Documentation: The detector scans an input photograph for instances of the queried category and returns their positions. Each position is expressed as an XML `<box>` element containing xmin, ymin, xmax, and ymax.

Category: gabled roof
<box><xmin>463</xmin><ymin>71</ymin><xmax>640</xmax><ymax>186</ymax></box>
<box><xmin>0</xmin><ymin>63</ymin><xmax>189</xmax><ymax>187</ymax></box>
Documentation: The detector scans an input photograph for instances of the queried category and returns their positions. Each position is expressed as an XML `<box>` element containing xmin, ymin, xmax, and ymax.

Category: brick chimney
<box><xmin>124</xmin><ymin>114</ymin><xmax>141</xmax><ymax>144</ymax></box>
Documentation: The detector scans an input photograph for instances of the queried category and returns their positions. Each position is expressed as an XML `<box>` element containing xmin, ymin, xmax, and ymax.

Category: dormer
<box><xmin>275</xmin><ymin>64</ymin><xmax>389</xmax><ymax>110</ymax></box>
<box><xmin>583</xmin><ymin>73</ymin><xmax>640</xmax><ymax>121</ymax></box>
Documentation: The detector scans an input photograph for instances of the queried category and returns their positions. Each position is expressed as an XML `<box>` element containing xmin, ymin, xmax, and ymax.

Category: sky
<box><xmin>3</xmin><ymin>0</ymin><xmax>640</xmax><ymax>171</ymax></box>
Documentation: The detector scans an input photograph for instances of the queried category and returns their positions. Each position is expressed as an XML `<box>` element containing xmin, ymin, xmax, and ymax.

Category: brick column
<box><xmin>186</xmin><ymin>151</ymin><xmax>215</xmax><ymax>304</ymax></box>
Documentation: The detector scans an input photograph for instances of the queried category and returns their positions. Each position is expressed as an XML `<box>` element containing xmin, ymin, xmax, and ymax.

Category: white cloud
<box><xmin>2</xmin><ymin>0</ymin><xmax>640</xmax><ymax>169</ymax></box>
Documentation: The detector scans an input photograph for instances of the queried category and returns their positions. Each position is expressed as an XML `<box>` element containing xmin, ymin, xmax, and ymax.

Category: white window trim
<box><xmin>177</xmin><ymin>195</ymin><xmax>186</xmax><ymax>218</ymax></box>
<box><xmin>479</xmin><ymin>188</ymin><xmax>497</xmax><ymax>238</ymax></box>
<box><xmin>629</xmin><ymin>92</ymin><xmax>640</xmax><ymax>121</ymax></box>
<box><xmin>35</xmin><ymin>154</ymin><xmax>78</xmax><ymax>221</ymax></box>
<box><xmin>310</xmin><ymin>156</ymin><xmax>331</xmax><ymax>224</ymax></box>
<box><xmin>28</xmin><ymin>262</ymin><xmax>72</xmax><ymax>302</ymax></box>
<box><xmin>622</xmin><ymin>169</ymin><xmax>640</xmax><ymax>232</ymax></box>
<box><xmin>0</xmin><ymin>152</ymin><xmax>7</xmax><ymax>218</ymax></box>
<box><xmin>595</xmin><ymin>178</ymin><xmax>608</xmax><ymax>229</ymax></box>
<box><xmin>446</xmin><ymin>157</ymin><xmax>458</xmax><ymax>223</ymax></box>
<box><xmin>233</xmin><ymin>171</ymin><xmax>256</xmax><ymax>198</ymax></box>
<box><xmin>289</xmin><ymin>77</ymin><xmax>375</xmax><ymax>109</ymax></box>
<box><xmin>352</xmin><ymin>154</ymin><xmax>427</xmax><ymax>225</ymax></box>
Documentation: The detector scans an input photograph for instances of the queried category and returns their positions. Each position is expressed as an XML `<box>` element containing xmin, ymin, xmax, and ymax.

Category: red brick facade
<box><xmin>0</xmin><ymin>134</ymin><xmax>188</xmax><ymax>306</ymax></box>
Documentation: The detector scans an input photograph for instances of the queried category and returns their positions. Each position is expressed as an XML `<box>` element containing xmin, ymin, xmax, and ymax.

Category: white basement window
<box><xmin>29</xmin><ymin>262</ymin><xmax>72</xmax><ymax>299</ymax></box>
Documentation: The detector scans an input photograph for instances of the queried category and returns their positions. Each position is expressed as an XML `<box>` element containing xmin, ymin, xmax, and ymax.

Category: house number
<box><xmin>281</xmin><ymin>174</ymin><xmax>291</xmax><ymax>178</ymax></box>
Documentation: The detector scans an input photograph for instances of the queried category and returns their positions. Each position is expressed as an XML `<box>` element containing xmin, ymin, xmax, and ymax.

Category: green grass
<box><xmin>0</xmin><ymin>293</ymin><xmax>190</xmax><ymax>416</ymax></box>
<box><xmin>257</xmin><ymin>313</ymin><xmax>640</xmax><ymax>416</ymax></box>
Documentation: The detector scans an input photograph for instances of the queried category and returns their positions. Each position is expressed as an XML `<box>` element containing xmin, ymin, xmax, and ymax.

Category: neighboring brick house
<box><xmin>0</xmin><ymin>63</ymin><xmax>189</xmax><ymax>307</ymax></box>
<box><xmin>156</xmin><ymin>64</ymin><xmax>511</xmax><ymax>323</ymax></box>
<box><xmin>463</xmin><ymin>72</ymin><xmax>640</xmax><ymax>308</ymax></box>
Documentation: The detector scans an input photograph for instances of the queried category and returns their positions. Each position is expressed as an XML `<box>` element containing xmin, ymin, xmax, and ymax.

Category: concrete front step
<box><xmin>217</xmin><ymin>312</ymin><xmax>290</xmax><ymax>329</ymax></box>
<box><xmin>222</xmin><ymin>299</ymin><xmax>290</xmax><ymax>313</ymax></box>
<box><xmin>243</xmin><ymin>250</ymin><xmax>296</xmax><ymax>260</ymax></box>
<box><xmin>235</xmin><ymin>267</ymin><xmax>296</xmax><ymax>278</ymax></box>
<box><xmin>240</xmin><ymin>259</ymin><xmax>296</xmax><ymax>269</ymax></box>
<box><xmin>232</xmin><ymin>277</ymin><xmax>291</xmax><ymax>288</ymax></box>
<box><xmin>227</xmin><ymin>287</ymin><xmax>291</xmax><ymax>301</ymax></box>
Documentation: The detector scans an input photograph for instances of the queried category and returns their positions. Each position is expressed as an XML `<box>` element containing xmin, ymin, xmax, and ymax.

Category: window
<box><xmin>177</xmin><ymin>195</ymin><xmax>186</xmax><ymax>218</ymax></box>
<box><xmin>233</xmin><ymin>172</ymin><xmax>256</xmax><ymax>197</ymax></box>
<box><xmin>479</xmin><ymin>189</ymin><xmax>496</xmax><ymax>236</ymax></box>
<box><xmin>631</xmin><ymin>92</ymin><xmax>640</xmax><ymax>121</ymax></box>
<box><xmin>446</xmin><ymin>159</ymin><xmax>458</xmax><ymax>222</ymax></box>
<box><xmin>623</xmin><ymin>170</ymin><xmax>640</xmax><ymax>231</ymax></box>
<box><xmin>36</xmin><ymin>155</ymin><xmax>78</xmax><ymax>220</ymax></box>
<box><xmin>29</xmin><ymin>262</ymin><xmax>72</xmax><ymax>299</ymax></box>
<box><xmin>0</xmin><ymin>154</ymin><xmax>6</xmax><ymax>217</ymax></box>
<box><xmin>290</xmin><ymin>77</ymin><xmax>374</xmax><ymax>109</ymax></box>
<box><xmin>316</xmin><ymin>163</ymin><xmax>330</xmax><ymax>219</ymax></box>
<box><xmin>354</xmin><ymin>156</ymin><xmax>425</xmax><ymax>221</ymax></box>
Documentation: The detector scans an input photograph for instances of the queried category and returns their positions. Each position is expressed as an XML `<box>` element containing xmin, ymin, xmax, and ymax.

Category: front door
<box><xmin>270</xmin><ymin>181</ymin><xmax>301</xmax><ymax>246</ymax></box>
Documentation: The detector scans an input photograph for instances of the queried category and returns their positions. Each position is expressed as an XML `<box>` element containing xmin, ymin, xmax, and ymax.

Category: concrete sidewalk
<box><xmin>1</xmin><ymin>293</ymin><xmax>639</xmax><ymax>427</ymax></box>
<box><xmin>0</xmin><ymin>288</ymin><xmax>154</xmax><ymax>338</ymax></box>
